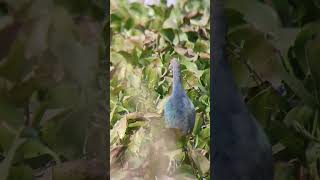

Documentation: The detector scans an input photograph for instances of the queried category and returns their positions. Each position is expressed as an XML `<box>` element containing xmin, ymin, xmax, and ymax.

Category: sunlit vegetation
<box><xmin>0</xmin><ymin>0</ymin><xmax>106</xmax><ymax>179</ymax></box>
<box><xmin>110</xmin><ymin>0</ymin><xmax>210</xmax><ymax>179</ymax></box>
<box><xmin>225</xmin><ymin>0</ymin><xmax>320</xmax><ymax>179</ymax></box>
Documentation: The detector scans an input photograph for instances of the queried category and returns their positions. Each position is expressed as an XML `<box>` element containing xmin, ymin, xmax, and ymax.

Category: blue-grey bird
<box><xmin>164</xmin><ymin>59</ymin><xmax>195</xmax><ymax>135</ymax></box>
<box><xmin>211</xmin><ymin>0</ymin><xmax>273</xmax><ymax>180</ymax></box>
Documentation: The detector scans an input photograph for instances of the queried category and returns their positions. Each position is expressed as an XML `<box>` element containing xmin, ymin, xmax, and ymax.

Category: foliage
<box><xmin>0</xmin><ymin>0</ymin><xmax>106</xmax><ymax>179</ymax></box>
<box><xmin>225</xmin><ymin>0</ymin><xmax>320</xmax><ymax>179</ymax></box>
<box><xmin>110</xmin><ymin>0</ymin><xmax>210</xmax><ymax>179</ymax></box>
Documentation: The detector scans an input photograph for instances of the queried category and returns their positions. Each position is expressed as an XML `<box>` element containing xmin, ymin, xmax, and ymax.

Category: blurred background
<box><xmin>225</xmin><ymin>0</ymin><xmax>320</xmax><ymax>179</ymax></box>
<box><xmin>0</xmin><ymin>0</ymin><xmax>107</xmax><ymax>179</ymax></box>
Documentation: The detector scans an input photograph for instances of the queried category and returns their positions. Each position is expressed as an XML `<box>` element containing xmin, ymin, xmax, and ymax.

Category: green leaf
<box><xmin>284</xmin><ymin>105</ymin><xmax>314</xmax><ymax>127</ymax></box>
<box><xmin>306</xmin><ymin>35</ymin><xmax>320</xmax><ymax>97</ymax></box>
<box><xmin>226</xmin><ymin>0</ymin><xmax>281</xmax><ymax>34</ymax></box>
<box><xmin>41</xmin><ymin>108</ymin><xmax>89</xmax><ymax>159</ymax></box>
<box><xmin>225</xmin><ymin>9</ymin><xmax>246</xmax><ymax>28</ymax></box>
<box><xmin>15</xmin><ymin>139</ymin><xmax>61</xmax><ymax>165</ymax></box>
<box><xmin>118</xmin><ymin>48</ymin><xmax>140</xmax><ymax>66</ymax></box>
<box><xmin>192</xmin><ymin>113</ymin><xmax>203</xmax><ymax>136</ymax></box>
<box><xmin>271</xmin><ymin>28</ymin><xmax>300</xmax><ymax>57</ymax></box>
<box><xmin>227</xmin><ymin>24</ymin><xmax>282</xmax><ymax>87</ymax></box>
<box><xmin>274</xmin><ymin>162</ymin><xmax>295</xmax><ymax>180</ymax></box>
<box><xmin>7</xmin><ymin>164</ymin><xmax>33</xmax><ymax>180</ymax></box>
<box><xmin>267</xmin><ymin>120</ymin><xmax>305</xmax><ymax>159</ymax></box>
<box><xmin>118</xmin><ymin>51</ymin><xmax>135</xmax><ymax>64</ymax></box>
<box><xmin>48</xmin><ymin>8</ymin><xmax>98</xmax><ymax>87</ymax></box>
<box><xmin>180</xmin><ymin>58</ymin><xmax>204</xmax><ymax>78</ymax></box>
<box><xmin>25</xmin><ymin>15</ymin><xmax>50</xmax><ymax>59</ymax></box>
<box><xmin>199</xmin><ymin>126</ymin><xmax>210</xmax><ymax>139</ymax></box>
<box><xmin>247</xmin><ymin>87</ymin><xmax>286</xmax><ymax>127</ymax></box>
<box><xmin>110</xmin><ymin>117</ymin><xmax>127</xmax><ymax>145</ymax></box>
<box><xmin>189</xmin><ymin>149</ymin><xmax>209</xmax><ymax>175</ymax></box>
<box><xmin>0</xmin><ymin>123</ymin><xmax>16</xmax><ymax>154</ymax></box>
<box><xmin>20</xmin><ymin>127</ymin><xmax>38</xmax><ymax>139</ymax></box>
<box><xmin>160</xmin><ymin>28</ymin><xmax>175</xmax><ymax>43</ymax></box>
<box><xmin>124</xmin><ymin>17</ymin><xmax>135</xmax><ymax>30</ymax></box>
<box><xmin>163</xmin><ymin>18</ymin><xmax>178</xmax><ymax>29</ymax></box>
<box><xmin>185</xmin><ymin>31</ymin><xmax>198</xmax><ymax>43</ymax></box>
<box><xmin>128</xmin><ymin>121</ymin><xmax>146</xmax><ymax>128</ymax></box>
<box><xmin>272</xmin><ymin>143</ymin><xmax>286</xmax><ymax>155</ymax></box>
<box><xmin>282</xmin><ymin>105</ymin><xmax>319</xmax><ymax>144</ymax></box>
<box><xmin>0</xmin><ymin>134</ymin><xmax>27</xmax><ymax>180</ymax></box>
<box><xmin>306</xmin><ymin>142</ymin><xmax>320</xmax><ymax>180</ymax></box>
<box><xmin>46</xmin><ymin>82</ymin><xmax>81</xmax><ymax>108</ymax></box>
<box><xmin>31</xmin><ymin>102</ymin><xmax>48</xmax><ymax>128</ymax></box>
<box><xmin>0</xmin><ymin>39</ymin><xmax>25</xmax><ymax>82</ymax></box>
<box><xmin>7</xmin><ymin>73</ymin><xmax>38</xmax><ymax>106</ymax></box>
<box><xmin>0</xmin><ymin>101</ymin><xmax>24</xmax><ymax>130</ymax></box>
<box><xmin>194</xmin><ymin>39</ymin><xmax>208</xmax><ymax>53</ymax></box>
<box><xmin>200</xmin><ymin>69</ymin><xmax>210</xmax><ymax>91</ymax></box>
<box><xmin>277</xmin><ymin>62</ymin><xmax>318</xmax><ymax>107</ymax></box>
<box><xmin>190</xmin><ymin>11</ymin><xmax>209</xmax><ymax>27</ymax></box>
<box><xmin>110</xmin><ymin>104</ymin><xmax>118</xmax><ymax>127</ymax></box>
<box><xmin>293</xmin><ymin>22</ymin><xmax>320</xmax><ymax>74</ymax></box>
<box><xmin>128</xmin><ymin>127</ymin><xmax>146</xmax><ymax>154</ymax></box>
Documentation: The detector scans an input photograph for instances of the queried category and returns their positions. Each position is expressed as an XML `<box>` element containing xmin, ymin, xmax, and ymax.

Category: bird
<box><xmin>163</xmin><ymin>58</ymin><xmax>196</xmax><ymax>136</ymax></box>
<box><xmin>211</xmin><ymin>0</ymin><xmax>274</xmax><ymax>180</ymax></box>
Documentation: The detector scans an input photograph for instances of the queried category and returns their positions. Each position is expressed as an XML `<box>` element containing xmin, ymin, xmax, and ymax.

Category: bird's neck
<box><xmin>172</xmin><ymin>66</ymin><xmax>183</xmax><ymax>96</ymax></box>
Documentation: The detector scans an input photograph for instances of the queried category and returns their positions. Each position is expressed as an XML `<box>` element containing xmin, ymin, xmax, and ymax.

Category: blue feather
<box><xmin>164</xmin><ymin>59</ymin><xmax>195</xmax><ymax>135</ymax></box>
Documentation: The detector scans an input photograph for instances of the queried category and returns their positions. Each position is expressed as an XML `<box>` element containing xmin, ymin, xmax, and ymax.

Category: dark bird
<box><xmin>211</xmin><ymin>0</ymin><xmax>274</xmax><ymax>180</ymax></box>
<box><xmin>164</xmin><ymin>59</ymin><xmax>196</xmax><ymax>135</ymax></box>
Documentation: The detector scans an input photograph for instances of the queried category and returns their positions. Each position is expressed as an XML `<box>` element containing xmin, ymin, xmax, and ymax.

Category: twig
<box><xmin>305</xmin><ymin>45</ymin><xmax>320</xmax><ymax>105</ymax></box>
<box><xmin>228</xmin><ymin>42</ymin><xmax>264</xmax><ymax>84</ymax></box>
<box><xmin>24</xmin><ymin>101</ymin><xmax>30</xmax><ymax>127</ymax></box>
<box><xmin>226</xmin><ymin>45</ymin><xmax>264</xmax><ymax>85</ymax></box>
<box><xmin>124</xmin><ymin>112</ymin><xmax>160</xmax><ymax>122</ymax></box>
<box><xmin>185</xmin><ymin>147</ymin><xmax>199</xmax><ymax>178</ymax></box>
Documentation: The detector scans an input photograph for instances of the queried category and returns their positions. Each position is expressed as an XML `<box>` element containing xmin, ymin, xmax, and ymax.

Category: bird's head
<box><xmin>169</xmin><ymin>58</ymin><xmax>180</xmax><ymax>72</ymax></box>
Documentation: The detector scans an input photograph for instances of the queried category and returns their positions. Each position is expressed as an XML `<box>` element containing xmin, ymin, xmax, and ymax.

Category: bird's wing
<box><xmin>182</xmin><ymin>96</ymin><xmax>196</xmax><ymax>130</ymax></box>
<box><xmin>164</xmin><ymin>98</ymin><xmax>177</xmax><ymax>127</ymax></box>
